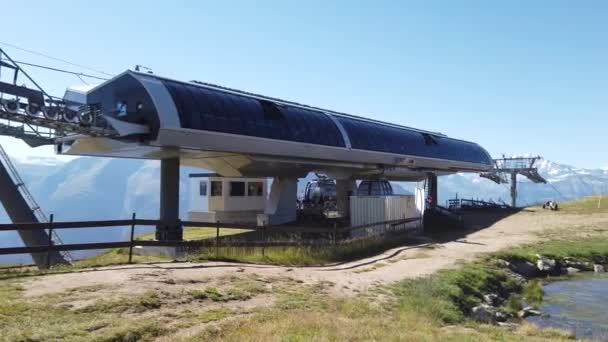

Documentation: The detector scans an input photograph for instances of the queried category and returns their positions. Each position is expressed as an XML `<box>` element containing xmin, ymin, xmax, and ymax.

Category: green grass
<box><xmin>494</xmin><ymin>237</ymin><xmax>608</xmax><ymax>264</ymax></box>
<box><xmin>137</xmin><ymin>227</ymin><xmax>249</xmax><ymax>241</ymax></box>
<box><xmin>186</xmin><ymin>279</ymin><xmax>573</xmax><ymax>342</ymax></box>
<box><xmin>185</xmin><ymin>236</ymin><xmax>608</xmax><ymax>341</ymax></box>
<box><xmin>0</xmin><ymin>281</ymin><xmax>168</xmax><ymax>341</ymax></box>
<box><xmin>522</xmin><ymin>280</ymin><xmax>544</xmax><ymax>305</ymax></box>
<box><xmin>189</xmin><ymin>234</ymin><xmax>420</xmax><ymax>266</ymax></box>
<box><xmin>558</xmin><ymin>195</ymin><xmax>608</xmax><ymax>214</ymax></box>
<box><xmin>71</xmin><ymin>248</ymin><xmax>172</xmax><ymax>268</ymax></box>
<box><xmin>198</xmin><ymin>308</ymin><xmax>235</xmax><ymax>323</ymax></box>
<box><xmin>3</xmin><ymin>235</ymin><xmax>599</xmax><ymax>341</ymax></box>
<box><xmin>79</xmin><ymin>290</ymin><xmax>162</xmax><ymax>314</ymax></box>
<box><xmin>188</xmin><ymin>286</ymin><xmax>253</xmax><ymax>302</ymax></box>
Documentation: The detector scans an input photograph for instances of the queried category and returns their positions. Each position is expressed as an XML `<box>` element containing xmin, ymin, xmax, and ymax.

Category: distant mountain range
<box><xmin>1</xmin><ymin>155</ymin><xmax>607</xmax><ymax>264</ymax></box>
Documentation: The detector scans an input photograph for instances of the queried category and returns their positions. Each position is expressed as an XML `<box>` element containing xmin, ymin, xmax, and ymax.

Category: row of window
<box><xmin>199</xmin><ymin>181</ymin><xmax>264</xmax><ymax>197</ymax></box>
<box><xmin>163</xmin><ymin>80</ymin><xmax>345</xmax><ymax>147</ymax></box>
<box><xmin>162</xmin><ymin>79</ymin><xmax>491</xmax><ymax>166</ymax></box>
<box><xmin>336</xmin><ymin>116</ymin><xmax>492</xmax><ymax>165</ymax></box>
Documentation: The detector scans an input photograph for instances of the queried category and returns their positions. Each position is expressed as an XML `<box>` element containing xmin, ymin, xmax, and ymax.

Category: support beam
<box><xmin>156</xmin><ymin>157</ymin><xmax>182</xmax><ymax>241</ymax></box>
<box><xmin>0</xmin><ymin>157</ymin><xmax>65</xmax><ymax>268</ymax></box>
<box><xmin>336</xmin><ymin>179</ymin><xmax>357</xmax><ymax>218</ymax></box>
<box><xmin>510</xmin><ymin>171</ymin><xmax>517</xmax><ymax>208</ymax></box>
<box><xmin>426</xmin><ymin>173</ymin><xmax>438</xmax><ymax>209</ymax></box>
<box><xmin>257</xmin><ymin>177</ymin><xmax>297</xmax><ymax>226</ymax></box>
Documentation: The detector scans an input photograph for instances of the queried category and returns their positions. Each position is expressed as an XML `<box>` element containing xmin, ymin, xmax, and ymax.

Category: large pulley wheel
<box><xmin>25</xmin><ymin>102</ymin><xmax>42</xmax><ymax>116</ymax></box>
<box><xmin>3</xmin><ymin>99</ymin><xmax>20</xmax><ymax>113</ymax></box>
<box><xmin>63</xmin><ymin>109</ymin><xmax>80</xmax><ymax>123</ymax></box>
<box><xmin>43</xmin><ymin>106</ymin><xmax>62</xmax><ymax>121</ymax></box>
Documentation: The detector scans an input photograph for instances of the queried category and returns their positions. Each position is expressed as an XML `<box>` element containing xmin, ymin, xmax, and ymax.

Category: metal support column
<box><xmin>510</xmin><ymin>171</ymin><xmax>517</xmax><ymax>208</ymax></box>
<box><xmin>156</xmin><ymin>157</ymin><xmax>182</xmax><ymax>241</ymax></box>
<box><xmin>427</xmin><ymin>173</ymin><xmax>438</xmax><ymax>209</ymax></box>
<box><xmin>0</xmin><ymin>154</ymin><xmax>65</xmax><ymax>268</ymax></box>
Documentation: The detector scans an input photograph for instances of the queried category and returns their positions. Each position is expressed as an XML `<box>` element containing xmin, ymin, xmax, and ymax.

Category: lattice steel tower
<box><xmin>480</xmin><ymin>156</ymin><xmax>547</xmax><ymax>207</ymax></box>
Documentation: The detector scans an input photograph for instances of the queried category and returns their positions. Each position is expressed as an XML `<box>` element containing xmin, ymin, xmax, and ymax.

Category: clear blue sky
<box><xmin>1</xmin><ymin>1</ymin><xmax>606</xmax><ymax>168</ymax></box>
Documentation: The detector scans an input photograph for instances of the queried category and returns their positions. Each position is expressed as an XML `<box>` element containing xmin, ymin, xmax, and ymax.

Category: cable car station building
<box><xmin>55</xmin><ymin>71</ymin><xmax>493</xmax><ymax>240</ymax></box>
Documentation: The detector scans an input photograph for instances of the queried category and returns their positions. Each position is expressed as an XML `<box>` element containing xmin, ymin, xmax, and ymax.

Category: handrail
<box><xmin>0</xmin><ymin>215</ymin><xmax>422</xmax><ymax>262</ymax></box>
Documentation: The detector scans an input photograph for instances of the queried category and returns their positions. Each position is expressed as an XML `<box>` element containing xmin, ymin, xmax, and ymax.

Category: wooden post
<box><xmin>215</xmin><ymin>220</ymin><xmax>220</xmax><ymax>258</ymax></box>
<box><xmin>333</xmin><ymin>221</ymin><xmax>338</xmax><ymax>246</ymax></box>
<box><xmin>262</xmin><ymin>222</ymin><xmax>266</xmax><ymax>257</ymax></box>
<box><xmin>128</xmin><ymin>213</ymin><xmax>136</xmax><ymax>264</ymax></box>
<box><xmin>46</xmin><ymin>214</ymin><xmax>54</xmax><ymax>269</ymax></box>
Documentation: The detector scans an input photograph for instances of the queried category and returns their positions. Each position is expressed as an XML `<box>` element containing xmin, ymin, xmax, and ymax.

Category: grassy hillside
<box><xmin>137</xmin><ymin>227</ymin><xmax>249</xmax><ymax>241</ymax></box>
<box><xmin>6</xmin><ymin>236</ymin><xmax>605</xmax><ymax>341</ymax></box>
<box><xmin>558</xmin><ymin>195</ymin><xmax>608</xmax><ymax>214</ymax></box>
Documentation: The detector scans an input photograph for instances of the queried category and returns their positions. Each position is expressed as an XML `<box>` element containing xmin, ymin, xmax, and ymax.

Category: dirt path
<box><xmin>23</xmin><ymin>209</ymin><xmax>608</xmax><ymax>298</ymax></box>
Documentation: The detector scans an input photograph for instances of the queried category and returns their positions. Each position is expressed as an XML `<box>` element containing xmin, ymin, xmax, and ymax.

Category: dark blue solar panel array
<box><xmin>161</xmin><ymin>78</ymin><xmax>491</xmax><ymax>165</ymax></box>
<box><xmin>162</xmin><ymin>80</ymin><xmax>345</xmax><ymax>147</ymax></box>
<box><xmin>336</xmin><ymin>116</ymin><xmax>492</xmax><ymax>165</ymax></box>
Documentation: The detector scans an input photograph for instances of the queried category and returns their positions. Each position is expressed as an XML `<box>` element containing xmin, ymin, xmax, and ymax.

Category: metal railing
<box><xmin>0</xmin><ymin>215</ymin><xmax>422</xmax><ymax>268</ymax></box>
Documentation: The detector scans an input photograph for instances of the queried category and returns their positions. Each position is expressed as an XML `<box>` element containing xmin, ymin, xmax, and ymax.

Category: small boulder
<box><xmin>494</xmin><ymin>311</ymin><xmax>509</xmax><ymax>322</ymax></box>
<box><xmin>472</xmin><ymin>304</ymin><xmax>496</xmax><ymax>323</ymax></box>
<box><xmin>518</xmin><ymin>306</ymin><xmax>542</xmax><ymax>318</ymax></box>
<box><xmin>483</xmin><ymin>293</ymin><xmax>501</xmax><ymax>306</ymax></box>
<box><xmin>566</xmin><ymin>267</ymin><xmax>580</xmax><ymax>274</ymax></box>
<box><xmin>594</xmin><ymin>264</ymin><xmax>605</xmax><ymax>273</ymax></box>
<box><xmin>563</xmin><ymin>258</ymin><xmax>592</xmax><ymax>271</ymax></box>
<box><xmin>509</xmin><ymin>260</ymin><xmax>539</xmax><ymax>278</ymax></box>
<box><xmin>536</xmin><ymin>255</ymin><xmax>556</xmax><ymax>273</ymax></box>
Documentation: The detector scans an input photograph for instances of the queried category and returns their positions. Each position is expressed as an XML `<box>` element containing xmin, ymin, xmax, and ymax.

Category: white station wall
<box><xmin>350</xmin><ymin>195</ymin><xmax>422</xmax><ymax>237</ymax></box>
<box><xmin>189</xmin><ymin>177</ymin><xmax>267</xmax><ymax>213</ymax></box>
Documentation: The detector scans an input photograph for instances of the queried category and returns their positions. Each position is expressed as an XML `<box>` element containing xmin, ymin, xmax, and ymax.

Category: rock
<box><xmin>494</xmin><ymin>311</ymin><xmax>509</xmax><ymax>322</ymax></box>
<box><xmin>496</xmin><ymin>259</ymin><xmax>511</xmax><ymax>268</ymax></box>
<box><xmin>563</xmin><ymin>258</ymin><xmax>592</xmax><ymax>271</ymax></box>
<box><xmin>509</xmin><ymin>260</ymin><xmax>539</xmax><ymax>278</ymax></box>
<box><xmin>566</xmin><ymin>267</ymin><xmax>580</xmax><ymax>274</ymax></box>
<box><xmin>472</xmin><ymin>304</ymin><xmax>496</xmax><ymax>323</ymax></box>
<box><xmin>504</xmin><ymin>270</ymin><xmax>527</xmax><ymax>284</ymax></box>
<box><xmin>483</xmin><ymin>293</ymin><xmax>500</xmax><ymax>306</ymax></box>
<box><xmin>594</xmin><ymin>264</ymin><xmax>605</xmax><ymax>273</ymax></box>
<box><xmin>536</xmin><ymin>255</ymin><xmax>556</xmax><ymax>273</ymax></box>
<box><xmin>518</xmin><ymin>306</ymin><xmax>542</xmax><ymax>318</ymax></box>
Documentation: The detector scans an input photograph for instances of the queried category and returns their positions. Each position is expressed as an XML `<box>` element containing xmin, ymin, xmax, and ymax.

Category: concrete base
<box><xmin>257</xmin><ymin>177</ymin><xmax>297</xmax><ymax>226</ymax></box>
<box><xmin>336</xmin><ymin>179</ymin><xmax>357</xmax><ymax>218</ymax></box>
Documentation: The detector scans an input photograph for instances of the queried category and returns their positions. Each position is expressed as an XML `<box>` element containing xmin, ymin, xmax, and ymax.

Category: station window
<box><xmin>199</xmin><ymin>181</ymin><xmax>208</xmax><ymax>196</ymax></box>
<box><xmin>230</xmin><ymin>181</ymin><xmax>245</xmax><ymax>196</ymax></box>
<box><xmin>210</xmin><ymin>181</ymin><xmax>223</xmax><ymax>196</ymax></box>
<box><xmin>248</xmin><ymin>182</ymin><xmax>264</xmax><ymax>196</ymax></box>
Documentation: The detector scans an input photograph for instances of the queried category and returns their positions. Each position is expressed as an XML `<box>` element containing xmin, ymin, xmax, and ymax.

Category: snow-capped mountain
<box><xmin>0</xmin><ymin>155</ymin><xmax>606</xmax><ymax>264</ymax></box>
<box><xmin>436</xmin><ymin>160</ymin><xmax>608</xmax><ymax>206</ymax></box>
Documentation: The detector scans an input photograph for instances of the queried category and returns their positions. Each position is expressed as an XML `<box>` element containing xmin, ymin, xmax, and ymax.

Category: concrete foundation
<box><xmin>156</xmin><ymin>157</ymin><xmax>182</xmax><ymax>241</ymax></box>
<box><xmin>257</xmin><ymin>177</ymin><xmax>297</xmax><ymax>226</ymax></box>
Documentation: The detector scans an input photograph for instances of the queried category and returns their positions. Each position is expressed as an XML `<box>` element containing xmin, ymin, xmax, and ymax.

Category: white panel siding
<box><xmin>350</xmin><ymin>195</ymin><xmax>422</xmax><ymax>238</ymax></box>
